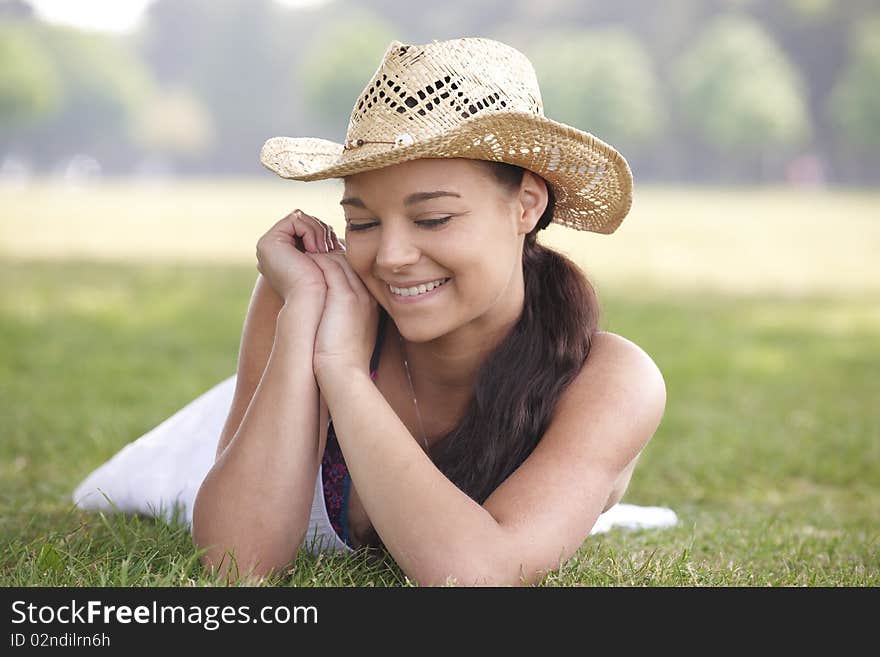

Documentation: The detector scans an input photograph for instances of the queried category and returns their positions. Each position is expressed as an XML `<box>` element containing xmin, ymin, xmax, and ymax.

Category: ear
<box><xmin>517</xmin><ymin>171</ymin><xmax>549</xmax><ymax>235</ymax></box>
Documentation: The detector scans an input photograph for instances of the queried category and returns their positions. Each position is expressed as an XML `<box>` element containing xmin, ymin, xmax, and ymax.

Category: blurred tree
<box><xmin>784</xmin><ymin>0</ymin><xmax>834</xmax><ymax>21</ymax></box>
<box><xmin>3</xmin><ymin>0</ymin><xmax>875</xmax><ymax>182</ymax></box>
<box><xmin>345</xmin><ymin>0</ymin><xmax>518</xmax><ymax>42</ymax></box>
<box><xmin>297</xmin><ymin>11</ymin><xmax>399</xmax><ymax>140</ymax></box>
<box><xmin>526</xmin><ymin>27</ymin><xmax>666</xmax><ymax>156</ymax></box>
<box><xmin>827</xmin><ymin>15</ymin><xmax>880</xmax><ymax>151</ymax></box>
<box><xmin>138</xmin><ymin>0</ymin><xmax>213</xmax><ymax>88</ymax></box>
<box><xmin>0</xmin><ymin>21</ymin><xmax>62</xmax><ymax>131</ymax></box>
<box><xmin>137</xmin><ymin>0</ymin><xmax>339</xmax><ymax>174</ymax></box>
<box><xmin>132</xmin><ymin>86</ymin><xmax>215</xmax><ymax>157</ymax></box>
<box><xmin>1</xmin><ymin>22</ymin><xmax>157</xmax><ymax>171</ymax></box>
<box><xmin>673</xmin><ymin>13</ymin><xmax>812</xmax><ymax>180</ymax></box>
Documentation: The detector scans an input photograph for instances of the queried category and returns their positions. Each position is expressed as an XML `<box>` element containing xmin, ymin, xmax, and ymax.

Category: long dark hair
<box><xmin>359</xmin><ymin>160</ymin><xmax>602</xmax><ymax>557</ymax></box>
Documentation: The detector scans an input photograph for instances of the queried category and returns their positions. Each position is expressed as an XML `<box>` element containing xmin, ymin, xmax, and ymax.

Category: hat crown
<box><xmin>343</xmin><ymin>37</ymin><xmax>544</xmax><ymax>151</ymax></box>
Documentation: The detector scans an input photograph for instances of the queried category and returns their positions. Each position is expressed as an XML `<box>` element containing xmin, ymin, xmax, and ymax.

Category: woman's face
<box><xmin>341</xmin><ymin>157</ymin><xmax>545</xmax><ymax>341</ymax></box>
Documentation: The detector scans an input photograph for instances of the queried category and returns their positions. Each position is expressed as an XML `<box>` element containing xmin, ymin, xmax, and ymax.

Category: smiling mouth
<box><xmin>388</xmin><ymin>277</ymin><xmax>452</xmax><ymax>298</ymax></box>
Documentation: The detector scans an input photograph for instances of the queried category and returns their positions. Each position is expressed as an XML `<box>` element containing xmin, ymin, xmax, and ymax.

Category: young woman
<box><xmin>191</xmin><ymin>37</ymin><xmax>667</xmax><ymax>587</ymax></box>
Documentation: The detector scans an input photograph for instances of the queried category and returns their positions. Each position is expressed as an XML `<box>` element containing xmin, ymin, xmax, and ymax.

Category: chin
<box><xmin>392</xmin><ymin>316</ymin><xmax>446</xmax><ymax>344</ymax></box>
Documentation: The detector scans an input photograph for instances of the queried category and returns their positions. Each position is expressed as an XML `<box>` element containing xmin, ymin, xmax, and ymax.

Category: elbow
<box><xmin>194</xmin><ymin>539</ymin><xmax>299</xmax><ymax>584</ymax></box>
<box><xmin>191</xmin><ymin>516</ymin><xmax>305</xmax><ymax>584</ymax></box>
<box><xmin>409</xmin><ymin>544</ymin><xmax>566</xmax><ymax>588</ymax></box>
<box><xmin>407</xmin><ymin>525</ymin><xmax>540</xmax><ymax>587</ymax></box>
<box><xmin>413</xmin><ymin>565</ymin><xmax>528</xmax><ymax>588</ymax></box>
<box><xmin>191</xmin><ymin>524</ymin><xmax>242</xmax><ymax>582</ymax></box>
<box><xmin>409</xmin><ymin>550</ymin><xmax>528</xmax><ymax>588</ymax></box>
<box><xmin>195</xmin><ymin>544</ymin><xmax>239</xmax><ymax>582</ymax></box>
<box><xmin>411</xmin><ymin>566</ymin><xmax>510</xmax><ymax>588</ymax></box>
<box><xmin>191</xmin><ymin>504</ymin><xmax>232</xmax><ymax>578</ymax></box>
<box><xmin>190</xmin><ymin>481</ymin><xmax>303</xmax><ymax>582</ymax></box>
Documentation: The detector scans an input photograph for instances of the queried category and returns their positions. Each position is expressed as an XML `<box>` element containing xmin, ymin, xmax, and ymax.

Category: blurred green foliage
<box><xmin>137</xmin><ymin>0</ymin><xmax>301</xmax><ymax>172</ymax></box>
<box><xmin>827</xmin><ymin>15</ymin><xmax>880</xmax><ymax>150</ymax></box>
<box><xmin>0</xmin><ymin>0</ymin><xmax>878</xmax><ymax>182</ymax></box>
<box><xmin>674</xmin><ymin>13</ymin><xmax>811</xmax><ymax>155</ymax></box>
<box><xmin>528</xmin><ymin>27</ymin><xmax>666</xmax><ymax>154</ymax></box>
<box><xmin>298</xmin><ymin>12</ymin><xmax>399</xmax><ymax>137</ymax></box>
<box><xmin>785</xmin><ymin>0</ymin><xmax>833</xmax><ymax>19</ymax></box>
<box><xmin>2</xmin><ymin>19</ymin><xmax>156</xmax><ymax>167</ymax></box>
<box><xmin>39</xmin><ymin>24</ymin><xmax>155</xmax><ymax>138</ymax></box>
<box><xmin>0</xmin><ymin>22</ymin><xmax>61</xmax><ymax>129</ymax></box>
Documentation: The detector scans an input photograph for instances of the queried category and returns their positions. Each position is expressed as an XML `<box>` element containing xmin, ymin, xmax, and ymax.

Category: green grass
<box><xmin>1</xmin><ymin>181</ymin><xmax>878</xmax><ymax>586</ymax></box>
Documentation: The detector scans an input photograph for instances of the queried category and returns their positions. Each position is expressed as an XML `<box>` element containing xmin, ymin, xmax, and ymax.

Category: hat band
<box><xmin>344</xmin><ymin>133</ymin><xmax>415</xmax><ymax>151</ymax></box>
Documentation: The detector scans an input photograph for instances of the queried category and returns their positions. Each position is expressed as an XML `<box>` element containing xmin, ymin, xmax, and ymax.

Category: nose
<box><xmin>375</xmin><ymin>223</ymin><xmax>420</xmax><ymax>273</ymax></box>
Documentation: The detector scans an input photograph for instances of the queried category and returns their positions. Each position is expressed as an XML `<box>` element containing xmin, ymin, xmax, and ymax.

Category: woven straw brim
<box><xmin>260</xmin><ymin>110</ymin><xmax>632</xmax><ymax>234</ymax></box>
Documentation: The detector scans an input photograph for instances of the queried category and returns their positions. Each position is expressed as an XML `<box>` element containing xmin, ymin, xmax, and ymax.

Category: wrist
<box><xmin>314</xmin><ymin>361</ymin><xmax>371</xmax><ymax>387</ymax></box>
<box><xmin>272</xmin><ymin>303</ymin><xmax>320</xmax><ymax>349</ymax></box>
<box><xmin>315</xmin><ymin>364</ymin><xmax>372</xmax><ymax>410</ymax></box>
<box><xmin>278</xmin><ymin>296</ymin><xmax>323</xmax><ymax>322</ymax></box>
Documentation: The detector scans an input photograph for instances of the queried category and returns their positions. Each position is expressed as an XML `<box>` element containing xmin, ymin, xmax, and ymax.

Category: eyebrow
<box><xmin>340</xmin><ymin>190</ymin><xmax>462</xmax><ymax>209</ymax></box>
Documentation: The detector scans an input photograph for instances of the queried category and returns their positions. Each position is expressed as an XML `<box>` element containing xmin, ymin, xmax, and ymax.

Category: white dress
<box><xmin>72</xmin><ymin>373</ymin><xmax>678</xmax><ymax>558</ymax></box>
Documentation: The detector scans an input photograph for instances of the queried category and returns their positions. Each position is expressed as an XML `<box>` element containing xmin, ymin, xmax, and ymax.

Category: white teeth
<box><xmin>389</xmin><ymin>277</ymin><xmax>449</xmax><ymax>297</ymax></box>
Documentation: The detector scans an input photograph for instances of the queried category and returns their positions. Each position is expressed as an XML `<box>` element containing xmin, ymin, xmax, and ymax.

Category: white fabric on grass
<box><xmin>72</xmin><ymin>374</ymin><xmax>678</xmax><ymax>556</ymax></box>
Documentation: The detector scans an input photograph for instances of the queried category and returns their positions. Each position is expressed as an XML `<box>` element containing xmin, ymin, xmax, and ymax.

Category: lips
<box><xmin>388</xmin><ymin>277</ymin><xmax>451</xmax><ymax>297</ymax></box>
<box><xmin>388</xmin><ymin>277</ymin><xmax>452</xmax><ymax>303</ymax></box>
<box><xmin>385</xmin><ymin>277</ymin><xmax>450</xmax><ymax>288</ymax></box>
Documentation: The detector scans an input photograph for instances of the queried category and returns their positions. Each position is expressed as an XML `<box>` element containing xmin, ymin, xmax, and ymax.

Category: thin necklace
<box><xmin>398</xmin><ymin>332</ymin><xmax>430</xmax><ymax>453</ymax></box>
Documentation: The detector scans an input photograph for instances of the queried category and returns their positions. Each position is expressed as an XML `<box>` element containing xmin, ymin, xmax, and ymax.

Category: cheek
<box><xmin>457</xmin><ymin>247</ymin><xmax>520</xmax><ymax>304</ymax></box>
<box><xmin>450</xmin><ymin>256</ymin><xmax>504</xmax><ymax>299</ymax></box>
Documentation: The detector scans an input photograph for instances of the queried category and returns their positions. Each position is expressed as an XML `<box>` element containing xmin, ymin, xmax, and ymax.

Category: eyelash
<box><xmin>346</xmin><ymin>216</ymin><xmax>453</xmax><ymax>232</ymax></box>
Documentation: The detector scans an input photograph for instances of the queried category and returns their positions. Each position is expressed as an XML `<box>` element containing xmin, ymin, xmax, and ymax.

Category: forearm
<box><xmin>318</xmin><ymin>368</ymin><xmax>508</xmax><ymax>586</ymax></box>
<box><xmin>192</xmin><ymin>303</ymin><xmax>323</xmax><ymax>578</ymax></box>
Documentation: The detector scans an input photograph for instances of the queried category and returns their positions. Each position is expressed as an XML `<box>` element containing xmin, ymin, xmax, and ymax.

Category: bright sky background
<box><xmin>27</xmin><ymin>0</ymin><xmax>330</xmax><ymax>33</ymax></box>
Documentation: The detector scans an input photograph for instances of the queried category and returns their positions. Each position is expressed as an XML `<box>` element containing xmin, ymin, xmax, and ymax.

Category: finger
<box><xmin>328</xmin><ymin>255</ymin><xmax>378</xmax><ymax>318</ymax></box>
<box><xmin>323</xmin><ymin>226</ymin><xmax>337</xmax><ymax>252</ymax></box>
<box><xmin>333</xmin><ymin>253</ymin><xmax>366</xmax><ymax>293</ymax></box>
<box><xmin>325</xmin><ymin>252</ymin><xmax>371</xmax><ymax>301</ymax></box>
<box><xmin>286</xmin><ymin>210</ymin><xmax>317</xmax><ymax>253</ymax></box>
<box><xmin>306</xmin><ymin>253</ymin><xmax>356</xmax><ymax>295</ymax></box>
<box><xmin>275</xmin><ymin>211</ymin><xmax>315</xmax><ymax>253</ymax></box>
<box><xmin>295</xmin><ymin>217</ymin><xmax>319</xmax><ymax>253</ymax></box>
<box><xmin>300</xmin><ymin>211</ymin><xmax>331</xmax><ymax>253</ymax></box>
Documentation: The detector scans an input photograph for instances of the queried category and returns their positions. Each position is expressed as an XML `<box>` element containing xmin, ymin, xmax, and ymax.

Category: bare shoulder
<box><xmin>590</xmin><ymin>329</ymin><xmax>664</xmax><ymax>376</ymax></box>
<box><xmin>551</xmin><ymin>328</ymin><xmax>666</xmax><ymax>454</ymax></box>
<box><xmin>572</xmin><ymin>329</ymin><xmax>667</xmax><ymax>454</ymax></box>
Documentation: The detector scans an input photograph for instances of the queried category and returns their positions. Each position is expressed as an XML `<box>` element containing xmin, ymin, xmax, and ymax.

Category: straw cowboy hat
<box><xmin>260</xmin><ymin>36</ymin><xmax>633</xmax><ymax>234</ymax></box>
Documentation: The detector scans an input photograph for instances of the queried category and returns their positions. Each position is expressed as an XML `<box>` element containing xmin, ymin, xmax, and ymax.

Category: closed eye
<box><xmin>346</xmin><ymin>216</ymin><xmax>453</xmax><ymax>232</ymax></box>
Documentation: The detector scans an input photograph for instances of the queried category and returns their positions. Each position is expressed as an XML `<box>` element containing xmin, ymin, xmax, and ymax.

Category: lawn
<box><xmin>1</xmin><ymin>179</ymin><xmax>877</xmax><ymax>586</ymax></box>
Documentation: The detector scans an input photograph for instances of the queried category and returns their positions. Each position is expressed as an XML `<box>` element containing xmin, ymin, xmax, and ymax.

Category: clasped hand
<box><xmin>305</xmin><ymin>249</ymin><xmax>379</xmax><ymax>380</ymax></box>
<box><xmin>255</xmin><ymin>209</ymin><xmax>378</xmax><ymax>381</ymax></box>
